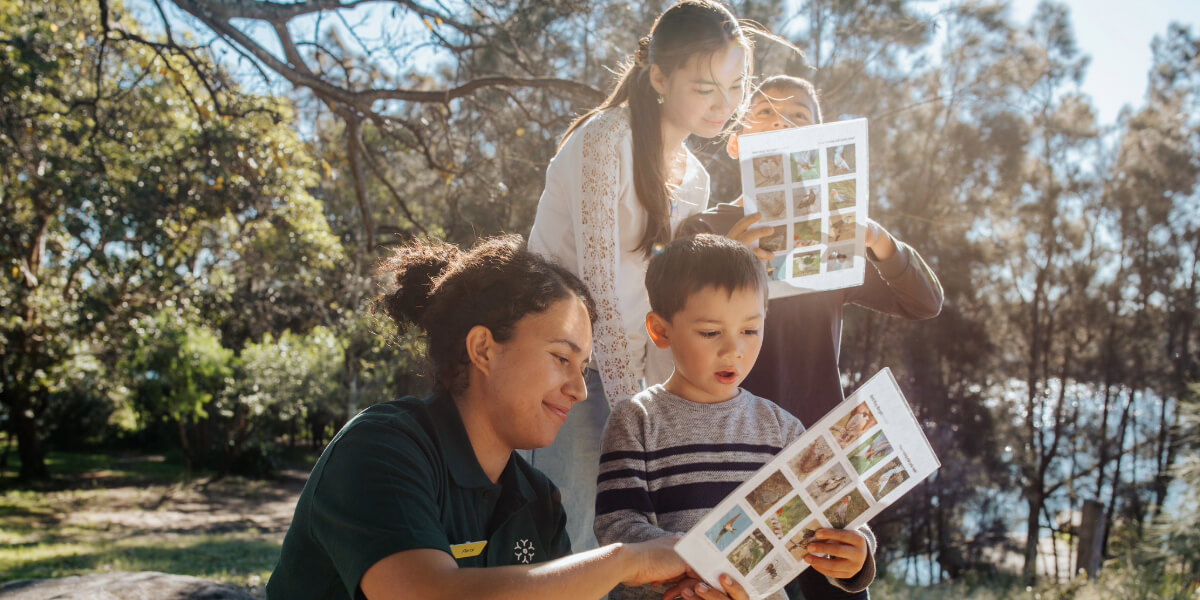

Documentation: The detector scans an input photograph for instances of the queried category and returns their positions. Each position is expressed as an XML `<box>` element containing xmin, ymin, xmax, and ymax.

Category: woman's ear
<box><xmin>465</xmin><ymin>325</ymin><xmax>496</xmax><ymax>376</ymax></box>
<box><xmin>645</xmin><ymin>312</ymin><xmax>672</xmax><ymax>349</ymax></box>
<box><xmin>649</xmin><ymin>64</ymin><xmax>668</xmax><ymax>97</ymax></box>
<box><xmin>726</xmin><ymin>132</ymin><xmax>740</xmax><ymax>159</ymax></box>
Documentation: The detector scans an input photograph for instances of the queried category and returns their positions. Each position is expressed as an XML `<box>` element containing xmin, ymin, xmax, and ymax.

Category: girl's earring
<box><xmin>656</xmin><ymin>95</ymin><xmax>664</xmax><ymax>105</ymax></box>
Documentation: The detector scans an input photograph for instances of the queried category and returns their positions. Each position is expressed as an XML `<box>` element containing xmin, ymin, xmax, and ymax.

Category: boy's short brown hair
<box><xmin>645</xmin><ymin>234</ymin><xmax>768</xmax><ymax>322</ymax></box>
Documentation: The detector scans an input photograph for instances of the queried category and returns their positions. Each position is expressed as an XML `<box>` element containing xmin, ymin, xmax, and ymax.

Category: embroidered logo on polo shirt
<box><xmin>513</xmin><ymin>539</ymin><xmax>535</xmax><ymax>563</ymax></box>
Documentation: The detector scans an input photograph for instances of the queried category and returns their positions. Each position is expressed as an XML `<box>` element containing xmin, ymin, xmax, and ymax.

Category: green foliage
<box><xmin>238</xmin><ymin>327</ymin><xmax>344</xmax><ymax>423</ymax></box>
<box><xmin>121</xmin><ymin>309</ymin><xmax>234</xmax><ymax>425</ymax></box>
<box><xmin>0</xmin><ymin>0</ymin><xmax>345</xmax><ymax>479</ymax></box>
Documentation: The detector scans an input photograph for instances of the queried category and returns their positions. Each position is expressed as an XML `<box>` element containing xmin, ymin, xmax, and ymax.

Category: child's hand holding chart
<box><xmin>674</xmin><ymin>368</ymin><xmax>940</xmax><ymax>599</ymax></box>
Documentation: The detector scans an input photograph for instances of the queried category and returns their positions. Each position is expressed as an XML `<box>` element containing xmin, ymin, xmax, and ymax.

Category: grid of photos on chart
<box><xmin>698</xmin><ymin>398</ymin><xmax>912</xmax><ymax>597</ymax></box>
<box><xmin>748</xmin><ymin>140</ymin><xmax>861</xmax><ymax>284</ymax></box>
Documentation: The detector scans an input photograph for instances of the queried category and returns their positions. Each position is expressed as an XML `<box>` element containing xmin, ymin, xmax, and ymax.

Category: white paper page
<box><xmin>674</xmin><ymin>368</ymin><xmax>939</xmax><ymax>599</ymax></box>
<box><xmin>737</xmin><ymin>119</ymin><xmax>869</xmax><ymax>299</ymax></box>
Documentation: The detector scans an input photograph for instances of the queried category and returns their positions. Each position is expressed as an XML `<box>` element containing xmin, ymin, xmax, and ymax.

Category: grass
<box><xmin>2</xmin><ymin>532</ymin><xmax>279</xmax><ymax>589</ymax></box>
<box><xmin>0</xmin><ymin>449</ymin><xmax>196</xmax><ymax>488</ymax></box>
<box><xmin>0</xmin><ymin>449</ymin><xmax>312</xmax><ymax>598</ymax></box>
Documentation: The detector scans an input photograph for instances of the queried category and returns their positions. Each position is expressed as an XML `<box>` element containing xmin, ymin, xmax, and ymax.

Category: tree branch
<box><xmin>358</xmin><ymin>76</ymin><xmax>603</xmax><ymax>105</ymax></box>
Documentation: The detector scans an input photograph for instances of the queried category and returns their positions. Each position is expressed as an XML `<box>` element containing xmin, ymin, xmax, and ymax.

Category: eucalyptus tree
<box><xmin>972</xmin><ymin>2</ymin><xmax>1104</xmax><ymax>582</ymax></box>
<box><xmin>1096</xmin><ymin>23</ymin><xmax>1200</xmax><ymax>536</ymax></box>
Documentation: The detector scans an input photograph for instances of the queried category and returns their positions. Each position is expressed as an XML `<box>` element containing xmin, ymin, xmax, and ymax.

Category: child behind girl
<box><xmin>526</xmin><ymin>0</ymin><xmax>760</xmax><ymax>551</ymax></box>
<box><xmin>685</xmin><ymin>74</ymin><xmax>944</xmax><ymax>429</ymax></box>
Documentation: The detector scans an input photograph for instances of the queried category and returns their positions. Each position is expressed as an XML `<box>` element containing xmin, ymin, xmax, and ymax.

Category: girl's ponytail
<box><xmin>563</xmin><ymin>0</ymin><xmax>750</xmax><ymax>258</ymax></box>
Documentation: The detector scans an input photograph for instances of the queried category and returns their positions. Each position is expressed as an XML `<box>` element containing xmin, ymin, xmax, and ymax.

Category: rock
<box><xmin>0</xmin><ymin>571</ymin><xmax>257</xmax><ymax>600</ymax></box>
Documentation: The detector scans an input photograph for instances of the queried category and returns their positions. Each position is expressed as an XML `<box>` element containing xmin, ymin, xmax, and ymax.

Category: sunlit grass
<box><xmin>0</xmin><ymin>449</ymin><xmax>196</xmax><ymax>486</ymax></box>
<box><xmin>0</xmin><ymin>531</ymin><xmax>277</xmax><ymax>593</ymax></box>
<box><xmin>0</xmin><ymin>450</ymin><xmax>285</xmax><ymax>598</ymax></box>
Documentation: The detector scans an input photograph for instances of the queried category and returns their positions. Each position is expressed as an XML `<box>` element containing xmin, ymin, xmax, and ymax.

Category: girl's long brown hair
<box><xmin>562</xmin><ymin>0</ymin><xmax>752</xmax><ymax>258</ymax></box>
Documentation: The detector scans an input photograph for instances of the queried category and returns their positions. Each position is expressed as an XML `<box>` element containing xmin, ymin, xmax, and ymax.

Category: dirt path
<box><xmin>10</xmin><ymin>469</ymin><xmax>307</xmax><ymax>545</ymax></box>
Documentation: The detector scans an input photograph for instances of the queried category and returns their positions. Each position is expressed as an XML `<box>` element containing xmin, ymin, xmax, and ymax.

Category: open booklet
<box><xmin>738</xmin><ymin>118</ymin><xmax>869</xmax><ymax>299</ymax></box>
<box><xmin>673</xmin><ymin>368</ymin><xmax>939</xmax><ymax>599</ymax></box>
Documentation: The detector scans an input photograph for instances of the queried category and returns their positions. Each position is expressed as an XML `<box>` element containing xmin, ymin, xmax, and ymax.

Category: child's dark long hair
<box><xmin>376</xmin><ymin>235</ymin><xmax>597</xmax><ymax>396</ymax></box>
<box><xmin>562</xmin><ymin>0</ymin><xmax>752</xmax><ymax>258</ymax></box>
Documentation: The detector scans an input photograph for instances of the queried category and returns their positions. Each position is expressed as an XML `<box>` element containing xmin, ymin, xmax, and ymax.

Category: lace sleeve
<box><xmin>578</xmin><ymin>112</ymin><xmax>642</xmax><ymax>408</ymax></box>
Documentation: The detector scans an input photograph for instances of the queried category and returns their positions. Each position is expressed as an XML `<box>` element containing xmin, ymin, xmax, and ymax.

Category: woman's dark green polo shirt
<box><xmin>267</xmin><ymin>394</ymin><xmax>571</xmax><ymax>599</ymax></box>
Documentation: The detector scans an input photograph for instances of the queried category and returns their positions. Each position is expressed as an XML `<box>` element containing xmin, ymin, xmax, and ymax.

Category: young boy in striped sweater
<box><xmin>594</xmin><ymin>235</ymin><xmax>875</xmax><ymax>600</ymax></box>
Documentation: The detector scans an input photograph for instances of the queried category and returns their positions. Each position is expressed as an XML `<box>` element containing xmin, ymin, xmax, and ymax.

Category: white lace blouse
<box><xmin>529</xmin><ymin>105</ymin><xmax>709</xmax><ymax>407</ymax></box>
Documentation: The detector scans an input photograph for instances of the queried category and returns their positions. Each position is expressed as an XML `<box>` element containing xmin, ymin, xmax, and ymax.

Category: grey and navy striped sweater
<box><xmin>594</xmin><ymin>384</ymin><xmax>875</xmax><ymax>599</ymax></box>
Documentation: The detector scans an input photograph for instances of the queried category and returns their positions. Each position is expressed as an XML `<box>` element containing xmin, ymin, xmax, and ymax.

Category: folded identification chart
<box><xmin>674</xmin><ymin>368</ymin><xmax>939</xmax><ymax>599</ymax></box>
<box><xmin>738</xmin><ymin>118</ymin><xmax>868</xmax><ymax>299</ymax></box>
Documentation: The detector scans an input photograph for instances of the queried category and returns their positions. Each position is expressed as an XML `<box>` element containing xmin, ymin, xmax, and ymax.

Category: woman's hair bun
<box><xmin>376</xmin><ymin>239</ymin><xmax>463</xmax><ymax>329</ymax></box>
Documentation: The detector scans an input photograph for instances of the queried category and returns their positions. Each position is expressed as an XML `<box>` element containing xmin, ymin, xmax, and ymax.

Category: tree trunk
<box><xmin>0</xmin><ymin>424</ymin><xmax>12</xmax><ymax>471</ymax></box>
<box><xmin>1101</xmin><ymin>388</ymin><xmax>1135</xmax><ymax>556</ymax></box>
<box><xmin>14</xmin><ymin>401</ymin><xmax>48</xmax><ymax>480</ymax></box>
<box><xmin>1022</xmin><ymin>492</ymin><xmax>1042</xmax><ymax>584</ymax></box>
<box><xmin>177</xmin><ymin>418</ymin><xmax>193</xmax><ymax>475</ymax></box>
<box><xmin>1151</xmin><ymin>395</ymin><xmax>1178</xmax><ymax>519</ymax></box>
<box><xmin>1075</xmin><ymin>499</ymin><xmax>1105</xmax><ymax>579</ymax></box>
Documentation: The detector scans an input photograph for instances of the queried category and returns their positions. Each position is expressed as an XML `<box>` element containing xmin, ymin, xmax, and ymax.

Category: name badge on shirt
<box><xmin>450</xmin><ymin>540</ymin><xmax>488</xmax><ymax>559</ymax></box>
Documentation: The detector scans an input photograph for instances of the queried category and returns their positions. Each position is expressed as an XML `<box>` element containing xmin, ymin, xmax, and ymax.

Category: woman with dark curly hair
<box><xmin>267</xmin><ymin>235</ymin><xmax>726</xmax><ymax>600</ymax></box>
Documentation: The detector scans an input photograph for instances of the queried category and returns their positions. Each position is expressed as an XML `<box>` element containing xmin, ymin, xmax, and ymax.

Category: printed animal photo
<box><xmin>790</xmin><ymin>149</ymin><xmax>820</xmax><ymax>181</ymax></box>
<box><xmin>705</xmin><ymin>504</ymin><xmax>753</xmax><ymax>552</ymax></box>
<box><xmin>726</xmin><ymin>528</ymin><xmax>773</xmax><ymax>576</ymax></box>
<box><xmin>824</xmin><ymin>489</ymin><xmax>869</xmax><ymax>529</ymax></box>
<box><xmin>829</xmin><ymin>179</ymin><xmax>856</xmax><ymax>210</ymax></box>
<box><xmin>753</xmin><ymin>154</ymin><xmax>785</xmax><ymax>188</ymax></box>
<box><xmin>848</xmin><ymin>430</ymin><xmax>893</xmax><ymax>474</ymax></box>
<box><xmin>824</xmin><ymin>246</ymin><xmax>852</xmax><ymax>272</ymax></box>
<box><xmin>864</xmin><ymin>458</ymin><xmax>910</xmax><ymax>500</ymax></box>
<box><xmin>805</xmin><ymin>463</ymin><xmax>852</xmax><ymax>506</ymax></box>
<box><xmin>785</xmin><ymin>521</ymin><xmax>819</xmax><ymax>561</ymax></box>
<box><xmin>772</xmin><ymin>495</ymin><xmax>812</xmax><ymax>539</ymax></box>
<box><xmin>792</xmin><ymin>218</ymin><xmax>821</xmax><ymax>247</ymax></box>
<box><xmin>759</xmin><ymin>227</ymin><xmax>787</xmax><ymax>253</ymax></box>
<box><xmin>746</xmin><ymin>470</ymin><xmax>794</xmax><ymax>515</ymax></box>
<box><xmin>756</xmin><ymin>190</ymin><xmax>787</xmax><ymax>221</ymax></box>
<box><xmin>830</xmin><ymin>402</ymin><xmax>878</xmax><ymax>448</ymax></box>
<box><xmin>767</xmin><ymin>253</ymin><xmax>788</xmax><ymax>281</ymax></box>
<box><xmin>829</xmin><ymin>213</ymin><xmax>856</xmax><ymax>243</ymax></box>
<box><xmin>749</xmin><ymin>555</ymin><xmax>798</xmax><ymax>595</ymax></box>
<box><xmin>792</xmin><ymin>251</ymin><xmax>820</xmax><ymax>277</ymax></box>
<box><xmin>787</xmin><ymin>437</ymin><xmax>834</xmax><ymax>479</ymax></box>
<box><xmin>792</xmin><ymin>184</ymin><xmax>820</xmax><ymax>216</ymax></box>
<box><xmin>827</xmin><ymin>144</ymin><xmax>856</xmax><ymax>176</ymax></box>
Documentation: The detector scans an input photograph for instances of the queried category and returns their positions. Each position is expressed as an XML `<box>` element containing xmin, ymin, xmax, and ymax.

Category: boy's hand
<box><xmin>864</xmin><ymin>219</ymin><xmax>896</xmax><ymax>261</ymax></box>
<box><xmin>803</xmin><ymin>528</ymin><xmax>868</xmax><ymax>580</ymax></box>
<box><xmin>726</xmin><ymin>213</ymin><xmax>774</xmax><ymax>261</ymax></box>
